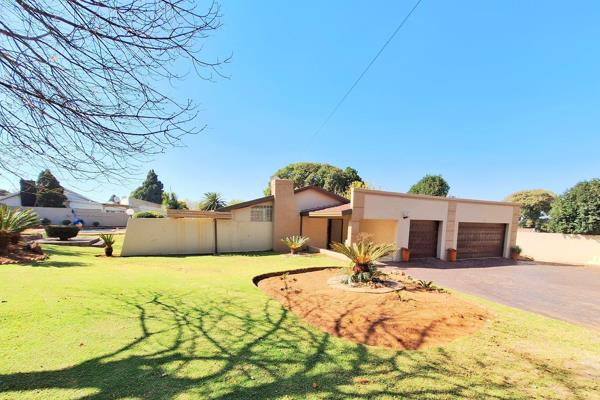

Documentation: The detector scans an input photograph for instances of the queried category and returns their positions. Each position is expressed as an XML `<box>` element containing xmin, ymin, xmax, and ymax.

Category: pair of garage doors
<box><xmin>408</xmin><ymin>220</ymin><xmax>506</xmax><ymax>259</ymax></box>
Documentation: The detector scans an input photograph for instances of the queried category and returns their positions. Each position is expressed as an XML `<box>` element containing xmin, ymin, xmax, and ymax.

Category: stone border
<box><xmin>252</xmin><ymin>266</ymin><xmax>340</xmax><ymax>287</ymax></box>
<box><xmin>327</xmin><ymin>275</ymin><xmax>405</xmax><ymax>294</ymax></box>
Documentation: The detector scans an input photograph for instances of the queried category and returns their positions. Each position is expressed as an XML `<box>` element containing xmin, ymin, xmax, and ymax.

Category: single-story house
<box><xmin>121</xmin><ymin>178</ymin><xmax>519</xmax><ymax>260</ymax></box>
<box><xmin>0</xmin><ymin>188</ymin><xmax>103</xmax><ymax>210</ymax></box>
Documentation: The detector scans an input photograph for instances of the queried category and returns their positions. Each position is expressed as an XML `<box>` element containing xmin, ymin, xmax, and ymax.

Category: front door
<box><xmin>408</xmin><ymin>220</ymin><xmax>439</xmax><ymax>258</ymax></box>
<box><xmin>327</xmin><ymin>218</ymin><xmax>343</xmax><ymax>248</ymax></box>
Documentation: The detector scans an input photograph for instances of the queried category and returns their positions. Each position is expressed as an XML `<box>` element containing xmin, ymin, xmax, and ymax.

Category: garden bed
<box><xmin>0</xmin><ymin>243</ymin><xmax>47</xmax><ymax>265</ymax></box>
<box><xmin>257</xmin><ymin>268</ymin><xmax>491</xmax><ymax>350</ymax></box>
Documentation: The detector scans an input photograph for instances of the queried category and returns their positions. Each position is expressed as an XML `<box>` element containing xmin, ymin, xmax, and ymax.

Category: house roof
<box><xmin>301</xmin><ymin>203</ymin><xmax>352</xmax><ymax>217</ymax></box>
<box><xmin>218</xmin><ymin>185</ymin><xmax>349</xmax><ymax>212</ymax></box>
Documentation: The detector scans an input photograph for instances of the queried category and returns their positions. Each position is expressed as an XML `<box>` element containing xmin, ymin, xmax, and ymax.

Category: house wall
<box><xmin>0</xmin><ymin>194</ymin><xmax>22</xmax><ymax>207</ymax></box>
<box><xmin>301</xmin><ymin>216</ymin><xmax>328</xmax><ymax>248</ymax></box>
<box><xmin>350</xmin><ymin>188</ymin><xmax>519</xmax><ymax>261</ymax></box>
<box><xmin>516</xmin><ymin>230</ymin><xmax>600</xmax><ymax>266</ymax></box>
<box><xmin>64</xmin><ymin>190</ymin><xmax>103</xmax><ymax>210</ymax></box>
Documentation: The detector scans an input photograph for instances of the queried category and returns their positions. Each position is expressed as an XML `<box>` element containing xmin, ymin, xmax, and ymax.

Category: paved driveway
<box><xmin>389</xmin><ymin>259</ymin><xmax>600</xmax><ymax>329</ymax></box>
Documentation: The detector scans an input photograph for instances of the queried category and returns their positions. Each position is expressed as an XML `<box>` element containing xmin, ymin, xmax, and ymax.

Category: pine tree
<box><xmin>131</xmin><ymin>170</ymin><xmax>164</xmax><ymax>204</ymax></box>
<box><xmin>35</xmin><ymin>170</ymin><xmax>67</xmax><ymax>207</ymax></box>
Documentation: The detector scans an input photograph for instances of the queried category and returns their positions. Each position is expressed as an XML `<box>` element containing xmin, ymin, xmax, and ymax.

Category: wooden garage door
<box><xmin>409</xmin><ymin>220</ymin><xmax>439</xmax><ymax>258</ymax></box>
<box><xmin>457</xmin><ymin>223</ymin><xmax>506</xmax><ymax>259</ymax></box>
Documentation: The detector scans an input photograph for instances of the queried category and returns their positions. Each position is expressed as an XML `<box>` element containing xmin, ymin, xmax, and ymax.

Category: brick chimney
<box><xmin>270</xmin><ymin>178</ymin><xmax>300</xmax><ymax>252</ymax></box>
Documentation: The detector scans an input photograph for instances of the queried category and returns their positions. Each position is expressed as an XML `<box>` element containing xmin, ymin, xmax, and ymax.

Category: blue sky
<box><xmin>4</xmin><ymin>0</ymin><xmax>600</xmax><ymax>203</ymax></box>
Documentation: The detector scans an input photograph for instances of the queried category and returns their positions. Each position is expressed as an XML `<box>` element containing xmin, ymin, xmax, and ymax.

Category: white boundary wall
<box><xmin>517</xmin><ymin>230</ymin><xmax>600</xmax><ymax>266</ymax></box>
<box><xmin>9</xmin><ymin>206</ymin><xmax>128</xmax><ymax>227</ymax></box>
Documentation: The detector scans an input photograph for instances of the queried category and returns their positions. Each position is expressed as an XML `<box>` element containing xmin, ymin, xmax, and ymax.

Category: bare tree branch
<box><xmin>0</xmin><ymin>0</ymin><xmax>227</xmax><ymax>180</ymax></box>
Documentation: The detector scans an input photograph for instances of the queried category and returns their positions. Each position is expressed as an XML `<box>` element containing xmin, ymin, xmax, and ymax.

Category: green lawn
<box><xmin>1</xmin><ymin>238</ymin><xmax>599</xmax><ymax>399</ymax></box>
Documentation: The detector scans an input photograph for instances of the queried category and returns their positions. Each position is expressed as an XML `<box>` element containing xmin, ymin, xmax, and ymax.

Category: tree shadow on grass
<box><xmin>0</xmin><ymin>292</ymin><xmax>595</xmax><ymax>399</ymax></box>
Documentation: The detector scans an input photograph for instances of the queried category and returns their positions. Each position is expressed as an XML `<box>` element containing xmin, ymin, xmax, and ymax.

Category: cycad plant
<box><xmin>281</xmin><ymin>235</ymin><xmax>310</xmax><ymax>254</ymax></box>
<box><xmin>0</xmin><ymin>205</ymin><xmax>39</xmax><ymax>254</ymax></box>
<box><xmin>330</xmin><ymin>239</ymin><xmax>396</xmax><ymax>283</ymax></box>
<box><xmin>99</xmin><ymin>233</ymin><xmax>116</xmax><ymax>257</ymax></box>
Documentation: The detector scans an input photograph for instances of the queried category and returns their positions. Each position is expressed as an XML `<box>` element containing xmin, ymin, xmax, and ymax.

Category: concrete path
<box><xmin>388</xmin><ymin>258</ymin><xmax>600</xmax><ymax>330</ymax></box>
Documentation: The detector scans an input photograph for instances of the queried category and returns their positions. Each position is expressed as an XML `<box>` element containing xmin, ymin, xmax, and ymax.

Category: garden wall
<box><xmin>121</xmin><ymin>217</ymin><xmax>272</xmax><ymax>256</ymax></box>
<box><xmin>12</xmin><ymin>206</ymin><xmax>128</xmax><ymax>227</ymax></box>
<box><xmin>516</xmin><ymin>230</ymin><xmax>600</xmax><ymax>266</ymax></box>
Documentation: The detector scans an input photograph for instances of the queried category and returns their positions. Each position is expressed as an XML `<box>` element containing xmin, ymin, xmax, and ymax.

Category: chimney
<box><xmin>270</xmin><ymin>178</ymin><xmax>300</xmax><ymax>252</ymax></box>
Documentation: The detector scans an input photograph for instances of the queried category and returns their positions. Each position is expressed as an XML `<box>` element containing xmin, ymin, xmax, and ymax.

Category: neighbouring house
<box><xmin>118</xmin><ymin>197</ymin><xmax>163</xmax><ymax>213</ymax></box>
<box><xmin>0</xmin><ymin>188</ymin><xmax>129</xmax><ymax>227</ymax></box>
<box><xmin>122</xmin><ymin>178</ymin><xmax>520</xmax><ymax>260</ymax></box>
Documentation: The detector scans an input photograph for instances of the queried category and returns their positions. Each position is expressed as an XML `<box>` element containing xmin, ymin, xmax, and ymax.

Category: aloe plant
<box><xmin>330</xmin><ymin>239</ymin><xmax>396</xmax><ymax>283</ymax></box>
<box><xmin>99</xmin><ymin>233</ymin><xmax>116</xmax><ymax>257</ymax></box>
<box><xmin>281</xmin><ymin>235</ymin><xmax>310</xmax><ymax>254</ymax></box>
<box><xmin>0</xmin><ymin>205</ymin><xmax>39</xmax><ymax>254</ymax></box>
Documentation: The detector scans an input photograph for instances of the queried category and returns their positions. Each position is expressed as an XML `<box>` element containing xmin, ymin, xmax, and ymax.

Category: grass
<box><xmin>0</xmin><ymin>238</ymin><xmax>599</xmax><ymax>399</ymax></box>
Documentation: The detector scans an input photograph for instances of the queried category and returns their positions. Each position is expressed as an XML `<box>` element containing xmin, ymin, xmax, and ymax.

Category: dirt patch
<box><xmin>258</xmin><ymin>268</ymin><xmax>491</xmax><ymax>350</ymax></box>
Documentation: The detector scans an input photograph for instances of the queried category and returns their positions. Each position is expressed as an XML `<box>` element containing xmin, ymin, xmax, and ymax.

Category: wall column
<box><xmin>443</xmin><ymin>200</ymin><xmax>458</xmax><ymax>260</ymax></box>
<box><xmin>347</xmin><ymin>189</ymin><xmax>365</xmax><ymax>244</ymax></box>
<box><xmin>271</xmin><ymin>179</ymin><xmax>300</xmax><ymax>252</ymax></box>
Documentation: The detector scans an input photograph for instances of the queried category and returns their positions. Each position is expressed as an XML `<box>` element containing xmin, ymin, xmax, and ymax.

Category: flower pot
<box><xmin>105</xmin><ymin>247</ymin><xmax>113</xmax><ymax>257</ymax></box>
<box><xmin>447</xmin><ymin>248</ymin><xmax>457</xmax><ymax>262</ymax></box>
<box><xmin>510</xmin><ymin>252</ymin><xmax>520</xmax><ymax>261</ymax></box>
<box><xmin>401</xmin><ymin>247</ymin><xmax>410</xmax><ymax>262</ymax></box>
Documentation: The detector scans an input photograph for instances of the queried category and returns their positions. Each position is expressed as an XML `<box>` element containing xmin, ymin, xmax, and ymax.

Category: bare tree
<box><xmin>0</xmin><ymin>0</ymin><xmax>226</xmax><ymax>179</ymax></box>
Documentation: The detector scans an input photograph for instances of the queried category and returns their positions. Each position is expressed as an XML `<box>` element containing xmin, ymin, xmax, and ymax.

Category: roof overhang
<box><xmin>166</xmin><ymin>210</ymin><xmax>232</xmax><ymax>219</ymax></box>
<box><xmin>301</xmin><ymin>203</ymin><xmax>352</xmax><ymax>218</ymax></box>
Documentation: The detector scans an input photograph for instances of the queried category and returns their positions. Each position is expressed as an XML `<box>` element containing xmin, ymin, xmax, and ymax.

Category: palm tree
<box><xmin>200</xmin><ymin>192</ymin><xmax>226</xmax><ymax>211</ymax></box>
<box><xmin>0</xmin><ymin>205</ymin><xmax>39</xmax><ymax>254</ymax></box>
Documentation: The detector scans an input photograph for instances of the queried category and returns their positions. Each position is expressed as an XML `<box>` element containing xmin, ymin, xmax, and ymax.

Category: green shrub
<box><xmin>40</xmin><ymin>217</ymin><xmax>51</xmax><ymax>226</ymax></box>
<box><xmin>547</xmin><ymin>179</ymin><xmax>600</xmax><ymax>234</ymax></box>
<box><xmin>408</xmin><ymin>175</ymin><xmax>450</xmax><ymax>197</ymax></box>
<box><xmin>45</xmin><ymin>225</ymin><xmax>80</xmax><ymax>240</ymax></box>
<box><xmin>92</xmin><ymin>221</ymin><xmax>100</xmax><ymax>227</ymax></box>
<box><xmin>504</xmin><ymin>189</ymin><xmax>555</xmax><ymax>228</ymax></box>
<box><xmin>62</xmin><ymin>219</ymin><xmax>71</xmax><ymax>225</ymax></box>
<box><xmin>133</xmin><ymin>211</ymin><xmax>164</xmax><ymax>219</ymax></box>
<box><xmin>281</xmin><ymin>235</ymin><xmax>310</xmax><ymax>254</ymax></box>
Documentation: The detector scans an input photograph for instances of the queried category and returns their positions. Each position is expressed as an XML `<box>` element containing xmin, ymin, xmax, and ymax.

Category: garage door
<box><xmin>457</xmin><ymin>223</ymin><xmax>506</xmax><ymax>259</ymax></box>
<box><xmin>409</xmin><ymin>220</ymin><xmax>439</xmax><ymax>258</ymax></box>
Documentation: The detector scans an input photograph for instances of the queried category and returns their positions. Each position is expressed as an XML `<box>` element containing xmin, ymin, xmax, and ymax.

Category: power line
<box><xmin>311</xmin><ymin>0</ymin><xmax>424</xmax><ymax>138</ymax></box>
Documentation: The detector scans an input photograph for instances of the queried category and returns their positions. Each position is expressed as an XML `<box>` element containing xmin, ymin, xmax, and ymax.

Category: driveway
<box><xmin>388</xmin><ymin>259</ymin><xmax>600</xmax><ymax>330</ymax></box>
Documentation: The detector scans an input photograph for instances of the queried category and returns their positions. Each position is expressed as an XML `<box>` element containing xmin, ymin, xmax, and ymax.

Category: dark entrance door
<box><xmin>327</xmin><ymin>219</ymin><xmax>343</xmax><ymax>248</ymax></box>
<box><xmin>408</xmin><ymin>220</ymin><xmax>439</xmax><ymax>258</ymax></box>
<box><xmin>457</xmin><ymin>223</ymin><xmax>506</xmax><ymax>259</ymax></box>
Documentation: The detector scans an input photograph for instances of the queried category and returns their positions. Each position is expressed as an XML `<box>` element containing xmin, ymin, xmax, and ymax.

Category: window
<box><xmin>251</xmin><ymin>205</ymin><xmax>272</xmax><ymax>222</ymax></box>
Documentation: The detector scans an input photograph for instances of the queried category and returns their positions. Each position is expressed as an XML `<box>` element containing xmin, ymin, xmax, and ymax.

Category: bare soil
<box><xmin>258</xmin><ymin>268</ymin><xmax>491</xmax><ymax>350</ymax></box>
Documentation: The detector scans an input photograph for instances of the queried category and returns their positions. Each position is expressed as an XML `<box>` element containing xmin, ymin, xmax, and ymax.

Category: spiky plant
<box><xmin>0</xmin><ymin>205</ymin><xmax>39</xmax><ymax>254</ymax></box>
<box><xmin>99</xmin><ymin>233</ymin><xmax>116</xmax><ymax>257</ymax></box>
<box><xmin>330</xmin><ymin>240</ymin><xmax>396</xmax><ymax>283</ymax></box>
<box><xmin>281</xmin><ymin>235</ymin><xmax>310</xmax><ymax>254</ymax></box>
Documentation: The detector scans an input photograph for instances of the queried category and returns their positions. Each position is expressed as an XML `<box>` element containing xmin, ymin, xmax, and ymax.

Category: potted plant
<box><xmin>401</xmin><ymin>247</ymin><xmax>410</xmax><ymax>262</ymax></box>
<box><xmin>510</xmin><ymin>245</ymin><xmax>522</xmax><ymax>261</ymax></box>
<box><xmin>99</xmin><ymin>233</ymin><xmax>116</xmax><ymax>257</ymax></box>
<box><xmin>447</xmin><ymin>248</ymin><xmax>457</xmax><ymax>262</ymax></box>
<box><xmin>331</xmin><ymin>240</ymin><xmax>396</xmax><ymax>284</ymax></box>
<box><xmin>281</xmin><ymin>235</ymin><xmax>310</xmax><ymax>254</ymax></box>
